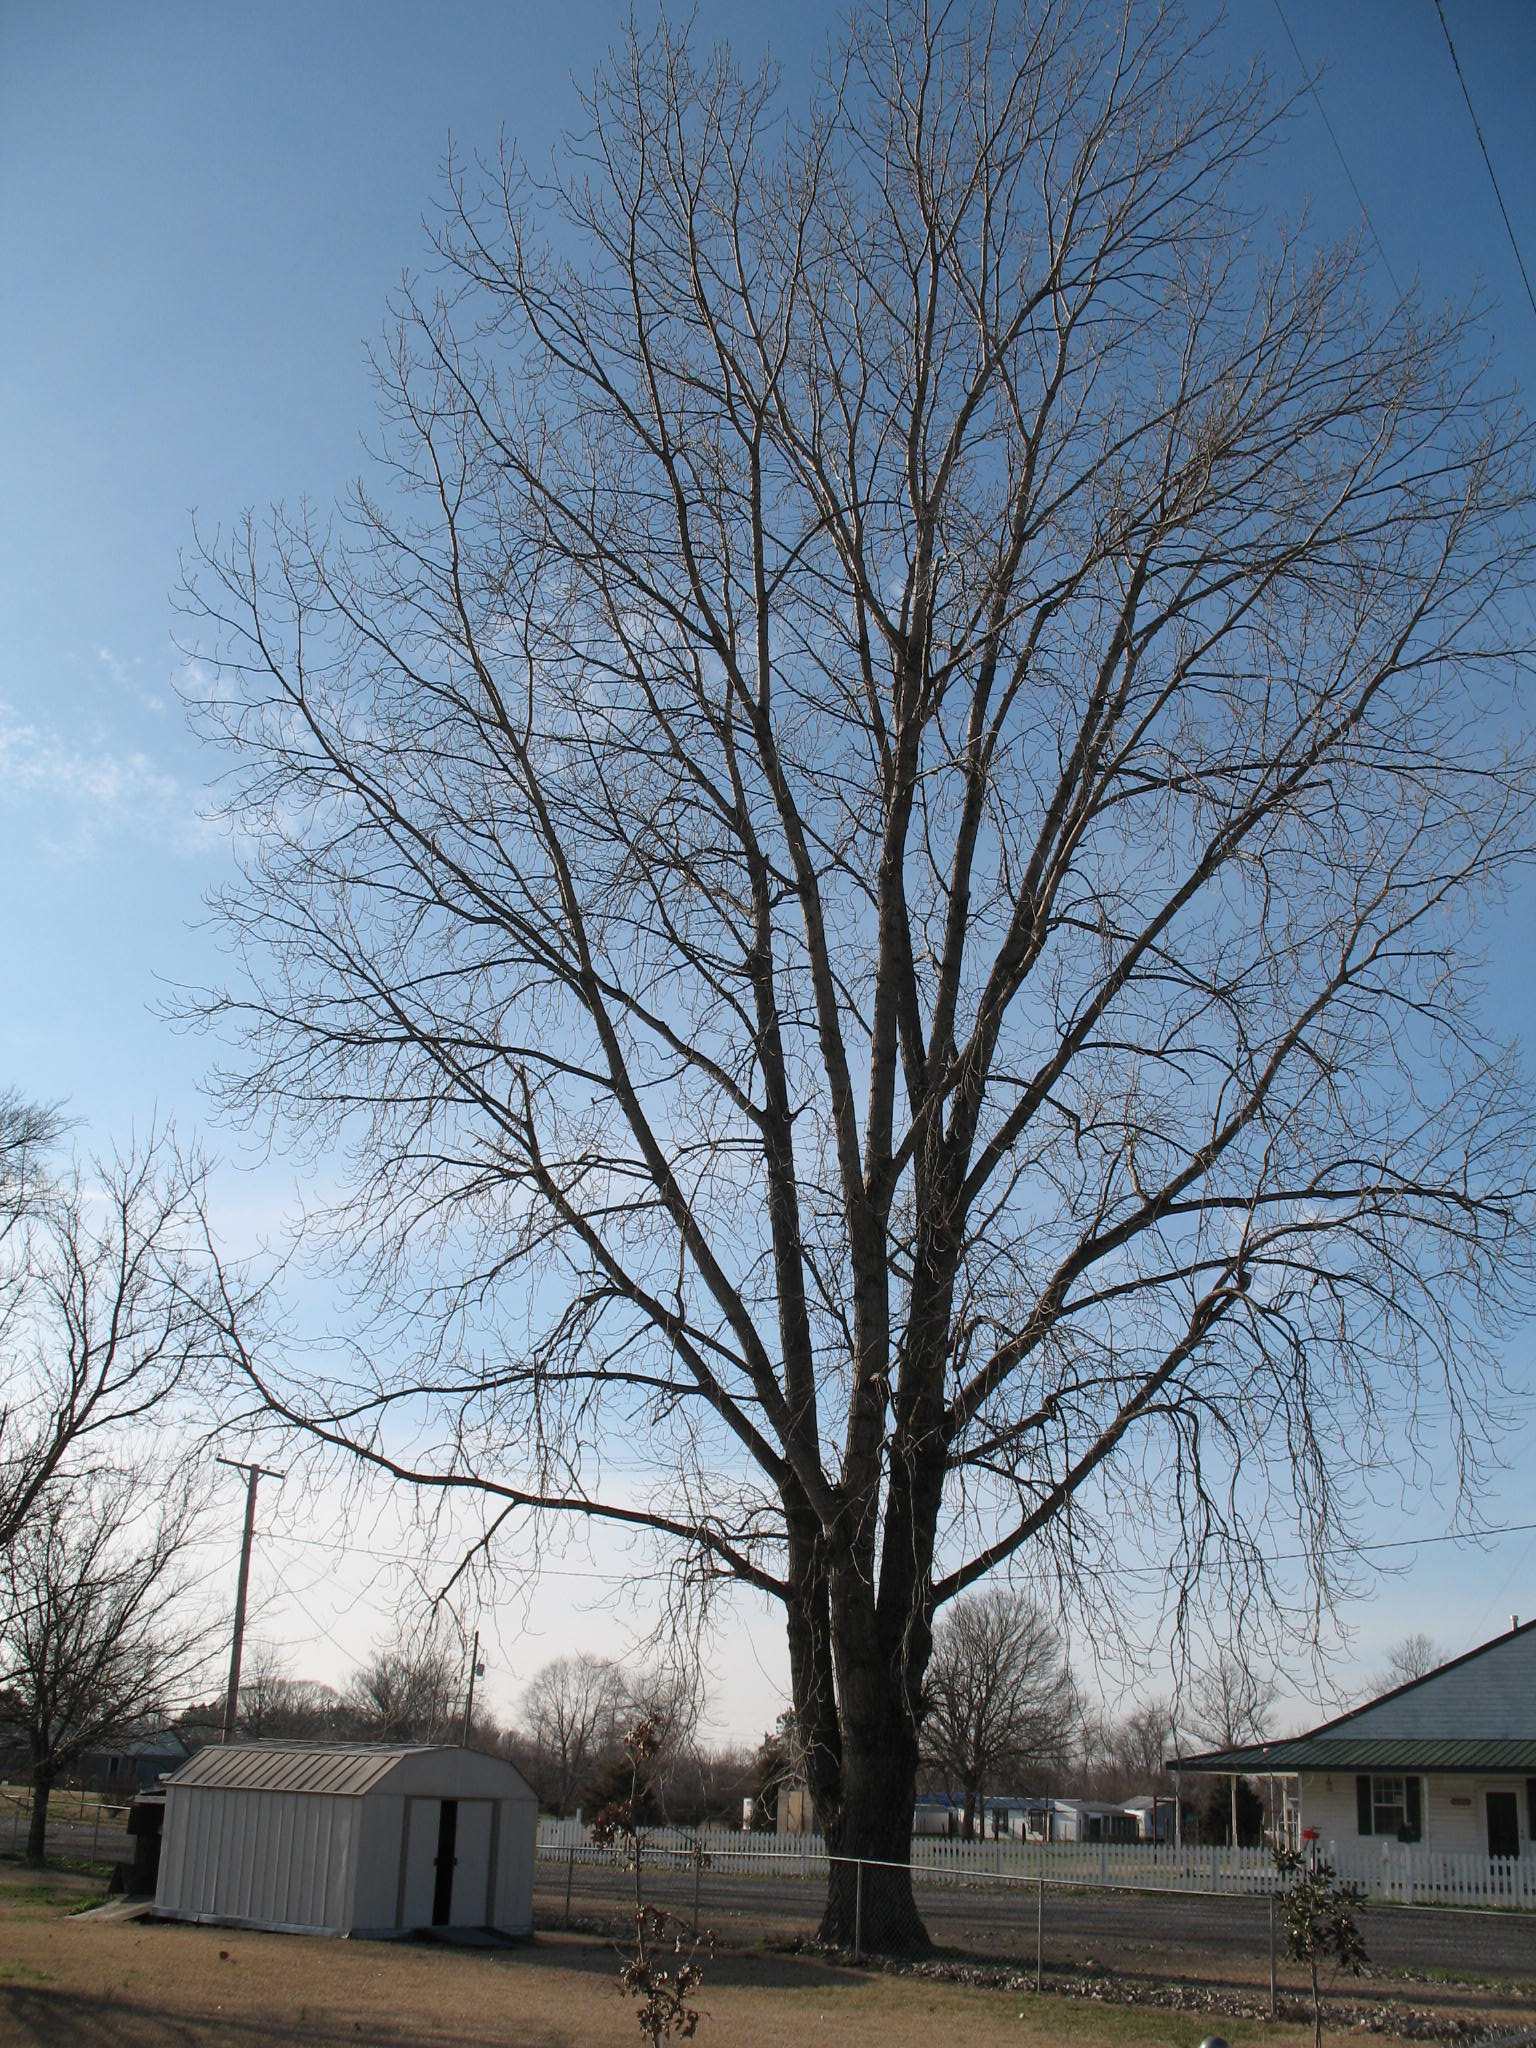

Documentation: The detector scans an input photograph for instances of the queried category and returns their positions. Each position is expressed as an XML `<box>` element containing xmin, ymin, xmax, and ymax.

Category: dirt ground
<box><xmin>0</xmin><ymin>1865</ymin><xmax>1530</xmax><ymax>2048</ymax></box>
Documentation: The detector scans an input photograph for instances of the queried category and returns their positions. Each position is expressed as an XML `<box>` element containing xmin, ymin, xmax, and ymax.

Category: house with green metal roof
<box><xmin>1176</xmin><ymin>1618</ymin><xmax>1536</xmax><ymax>1863</ymax></box>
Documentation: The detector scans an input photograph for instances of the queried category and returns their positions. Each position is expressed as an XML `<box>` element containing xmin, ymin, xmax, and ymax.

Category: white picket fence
<box><xmin>534</xmin><ymin>1819</ymin><xmax>1536</xmax><ymax>1909</ymax></box>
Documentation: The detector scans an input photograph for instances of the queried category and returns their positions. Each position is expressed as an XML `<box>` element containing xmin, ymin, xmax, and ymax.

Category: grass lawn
<box><xmin>0</xmin><ymin>1864</ymin><xmax>1514</xmax><ymax>2048</ymax></box>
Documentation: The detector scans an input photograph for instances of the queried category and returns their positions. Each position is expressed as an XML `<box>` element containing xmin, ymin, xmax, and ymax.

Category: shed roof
<box><xmin>167</xmin><ymin>1743</ymin><xmax>465</xmax><ymax>1798</ymax></box>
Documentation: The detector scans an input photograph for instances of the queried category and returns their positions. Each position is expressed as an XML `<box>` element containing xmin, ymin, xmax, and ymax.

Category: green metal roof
<box><xmin>1175</xmin><ymin>1736</ymin><xmax>1536</xmax><ymax>1775</ymax></box>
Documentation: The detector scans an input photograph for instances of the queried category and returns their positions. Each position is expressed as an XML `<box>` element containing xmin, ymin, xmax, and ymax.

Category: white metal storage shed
<box><xmin>155</xmin><ymin>1743</ymin><xmax>538</xmax><ymax>1938</ymax></box>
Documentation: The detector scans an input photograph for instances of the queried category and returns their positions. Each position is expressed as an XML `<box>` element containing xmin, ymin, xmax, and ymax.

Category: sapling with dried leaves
<box><xmin>590</xmin><ymin>1718</ymin><xmax>713</xmax><ymax>2044</ymax></box>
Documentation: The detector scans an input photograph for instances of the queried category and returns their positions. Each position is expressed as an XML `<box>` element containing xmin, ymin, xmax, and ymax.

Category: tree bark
<box><xmin>26</xmin><ymin>1766</ymin><xmax>53</xmax><ymax>1868</ymax></box>
<box><xmin>817</xmin><ymin>1723</ymin><xmax>929</xmax><ymax>1954</ymax></box>
<box><xmin>806</xmin><ymin>1560</ymin><xmax>934</xmax><ymax>1954</ymax></box>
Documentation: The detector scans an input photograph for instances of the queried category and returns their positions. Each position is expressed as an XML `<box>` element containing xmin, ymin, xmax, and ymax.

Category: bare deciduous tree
<box><xmin>1371</xmin><ymin>1632</ymin><xmax>1442</xmax><ymax>1695</ymax></box>
<box><xmin>0</xmin><ymin>1091</ymin><xmax>65</xmax><ymax>1437</ymax></box>
<box><xmin>0</xmin><ymin>1090</ymin><xmax>65</xmax><ymax>1251</ymax></box>
<box><xmin>1112</xmin><ymin>1700</ymin><xmax>1179</xmax><ymax>1785</ymax></box>
<box><xmin>237</xmin><ymin>1641</ymin><xmax>339</xmax><ymax>1739</ymax></box>
<box><xmin>521</xmin><ymin>1652</ymin><xmax>625</xmax><ymax>1816</ymax></box>
<box><xmin>181</xmin><ymin>0</ymin><xmax>1536</xmax><ymax>1948</ymax></box>
<box><xmin>0</xmin><ymin>1119</ymin><xmax>265</xmax><ymax>1550</ymax></box>
<box><xmin>346</xmin><ymin>1624</ymin><xmax>461</xmax><ymax>1742</ymax></box>
<box><xmin>1187</xmin><ymin>1647</ymin><xmax>1277</xmax><ymax>1848</ymax></box>
<box><xmin>1078</xmin><ymin>1695</ymin><xmax>1178</xmax><ymax>1800</ymax></box>
<box><xmin>920</xmin><ymin>1588</ymin><xmax>1076</xmax><ymax>1836</ymax></box>
<box><xmin>0</xmin><ymin>1465</ymin><xmax>214</xmax><ymax>1863</ymax></box>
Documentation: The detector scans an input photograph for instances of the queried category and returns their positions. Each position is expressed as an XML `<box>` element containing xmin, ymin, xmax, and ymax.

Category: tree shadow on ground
<box><xmin>0</xmin><ymin>1984</ymin><xmax>570</xmax><ymax>2048</ymax></box>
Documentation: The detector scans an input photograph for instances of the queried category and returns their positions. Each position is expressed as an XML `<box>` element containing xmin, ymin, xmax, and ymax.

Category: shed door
<box><xmin>431</xmin><ymin>1801</ymin><xmax>459</xmax><ymax>1926</ymax></box>
<box><xmin>1487</xmin><ymin>1791</ymin><xmax>1520</xmax><ymax>1859</ymax></box>
<box><xmin>400</xmin><ymin>1798</ymin><xmax>442</xmax><ymax>1928</ymax></box>
<box><xmin>450</xmin><ymin>1801</ymin><xmax>493</xmax><ymax>1926</ymax></box>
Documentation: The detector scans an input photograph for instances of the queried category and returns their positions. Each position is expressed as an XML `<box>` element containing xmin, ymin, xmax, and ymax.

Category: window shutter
<box><xmin>1404</xmin><ymin>1776</ymin><xmax>1422</xmax><ymax>1842</ymax></box>
<box><xmin>1356</xmin><ymin>1775</ymin><xmax>1373</xmax><ymax>1835</ymax></box>
<box><xmin>1527</xmin><ymin>1780</ymin><xmax>1536</xmax><ymax>1840</ymax></box>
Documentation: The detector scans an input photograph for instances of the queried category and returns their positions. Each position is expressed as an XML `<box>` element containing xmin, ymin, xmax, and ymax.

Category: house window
<box><xmin>1371</xmin><ymin>1777</ymin><xmax>1407</xmax><ymax>1835</ymax></box>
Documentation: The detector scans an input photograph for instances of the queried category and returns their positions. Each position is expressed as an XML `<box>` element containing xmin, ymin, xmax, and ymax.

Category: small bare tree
<box><xmin>1113</xmin><ymin>1700</ymin><xmax>1178</xmax><ymax>1784</ymax></box>
<box><xmin>522</xmin><ymin>1652</ymin><xmax>625</xmax><ymax>1815</ymax></box>
<box><xmin>346</xmin><ymin>1623</ymin><xmax>461</xmax><ymax>1741</ymax></box>
<box><xmin>237</xmin><ymin>1642</ymin><xmax>339</xmax><ymax>1739</ymax></box>
<box><xmin>0</xmin><ymin>1466</ymin><xmax>214</xmax><ymax>1863</ymax></box>
<box><xmin>1370</xmin><ymin>1632</ymin><xmax>1442</xmax><ymax>1695</ymax></box>
<box><xmin>0</xmin><ymin>1119</ymin><xmax>266</xmax><ymax>1550</ymax></box>
<box><xmin>1078</xmin><ymin>1697</ymin><xmax>1178</xmax><ymax>1801</ymax></box>
<box><xmin>1188</xmin><ymin>1648</ymin><xmax>1277</xmax><ymax>1847</ymax></box>
<box><xmin>921</xmin><ymin>1588</ymin><xmax>1076</xmax><ymax>1836</ymax></box>
<box><xmin>0</xmin><ymin>1090</ymin><xmax>65</xmax><ymax>1254</ymax></box>
<box><xmin>181</xmin><ymin>0</ymin><xmax>1536</xmax><ymax>1948</ymax></box>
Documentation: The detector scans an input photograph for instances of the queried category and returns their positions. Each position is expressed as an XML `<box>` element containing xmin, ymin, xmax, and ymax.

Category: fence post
<box><xmin>1036</xmin><ymin>1863</ymin><xmax>1044</xmax><ymax>1994</ymax></box>
<box><xmin>1268</xmin><ymin>1889</ymin><xmax>1277</xmax><ymax>2019</ymax></box>
<box><xmin>853</xmin><ymin>1860</ymin><xmax>864</xmax><ymax>1961</ymax></box>
<box><xmin>91</xmin><ymin>1805</ymin><xmax>101</xmax><ymax>1866</ymax></box>
<box><xmin>564</xmin><ymin>1843</ymin><xmax>575</xmax><ymax>1926</ymax></box>
<box><xmin>692</xmin><ymin>1841</ymin><xmax>702</xmax><ymax>1939</ymax></box>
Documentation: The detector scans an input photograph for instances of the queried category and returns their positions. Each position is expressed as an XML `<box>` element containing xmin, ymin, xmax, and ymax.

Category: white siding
<box><xmin>1300</xmin><ymin>1771</ymin><xmax>1533</xmax><ymax>1858</ymax></box>
<box><xmin>351</xmin><ymin>1793</ymin><xmax>407</xmax><ymax>1932</ymax></box>
<box><xmin>492</xmin><ymin>1796</ymin><xmax>537</xmax><ymax>1934</ymax></box>
<box><xmin>158</xmin><ymin>1787</ymin><xmax>357</xmax><ymax>1932</ymax></box>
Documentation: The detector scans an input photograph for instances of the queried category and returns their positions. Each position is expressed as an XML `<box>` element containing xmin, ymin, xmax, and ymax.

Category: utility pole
<box><xmin>216</xmin><ymin>1458</ymin><xmax>284</xmax><ymax>1743</ymax></box>
<box><xmin>461</xmin><ymin>1628</ymin><xmax>484</xmax><ymax>1746</ymax></box>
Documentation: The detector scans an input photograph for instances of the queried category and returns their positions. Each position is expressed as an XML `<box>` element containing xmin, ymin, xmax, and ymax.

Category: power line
<box><xmin>247</xmin><ymin>1512</ymin><xmax>1536</xmax><ymax>1590</ymax></box>
<box><xmin>1271</xmin><ymin>0</ymin><xmax>1404</xmax><ymax>300</ymax></box>
<box><xmin>1432</xmin><ymin>0</ymin><xmax>1536</xmax><ymax>321</ymax></box>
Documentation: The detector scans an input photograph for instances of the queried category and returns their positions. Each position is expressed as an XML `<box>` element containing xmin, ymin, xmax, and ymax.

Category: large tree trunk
<box><xmin>817</xmin><ymin>1722</ymin><xmax>929</xmax><ymax>1953</ymax></box>
<box><xmin>26</xmin><ymin>1767</ymin><xmax>53</xmax><ymax>1868</ymax></box>
<box><xmin>803</xmin><ymin>1556</ymin><xmax>934</xmax><ymax>1955</ymax></box>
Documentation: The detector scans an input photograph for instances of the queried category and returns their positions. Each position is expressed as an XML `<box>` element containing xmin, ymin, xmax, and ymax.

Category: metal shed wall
<box><xmin>351</xmin><ymin>1795</ymin><xmax>406</xmax><ymax>1931</ymax></box>
<box><xmin>158</xmin><ymin>1785</ymin><xmax>358</xmax><ymax>1933</ymax></box>
<box><xmin>155</xmin><ymin>1744</ymin><xmax>539</xmax><ymax>1937</ymax></box>
<box><xmin>491</xmin><ymin>1795</ymin><xmax>537</xmax><ymax>1932</ymax></box>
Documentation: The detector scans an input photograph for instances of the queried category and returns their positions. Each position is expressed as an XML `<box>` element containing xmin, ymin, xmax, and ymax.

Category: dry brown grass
<box><xmin>0</xmin><ymin>1864</ymin><xmax>1513</xmax><ymax>2048</ymax></box>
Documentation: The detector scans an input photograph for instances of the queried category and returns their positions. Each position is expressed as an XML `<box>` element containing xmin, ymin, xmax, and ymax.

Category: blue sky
<box><xmin>4</xmin><ymin>1</ymin><xmax>1536</xmax><ymax>1740</ymax></box>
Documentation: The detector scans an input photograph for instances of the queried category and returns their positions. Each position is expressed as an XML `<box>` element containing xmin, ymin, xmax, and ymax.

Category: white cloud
<box><xmin>96</xmin><ymin>642</ymin><xmax>167</xmax><ymax>715</ymax></box>
<box><xmin>0</xmin><ymin>698</ymin><xmax>214</xmax><ymax>860</ymax></box>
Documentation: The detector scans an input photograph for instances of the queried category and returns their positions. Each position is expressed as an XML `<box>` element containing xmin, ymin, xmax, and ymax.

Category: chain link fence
<box><xmin>0</xmin><ymin>1787</ymin><xmax>133</xmax><ymax>1868</ymax></box>
<box><xmin>532</xmin><ymin>1834</ymin><xmax>1536</xmax><ymax>2007</ymax></box>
